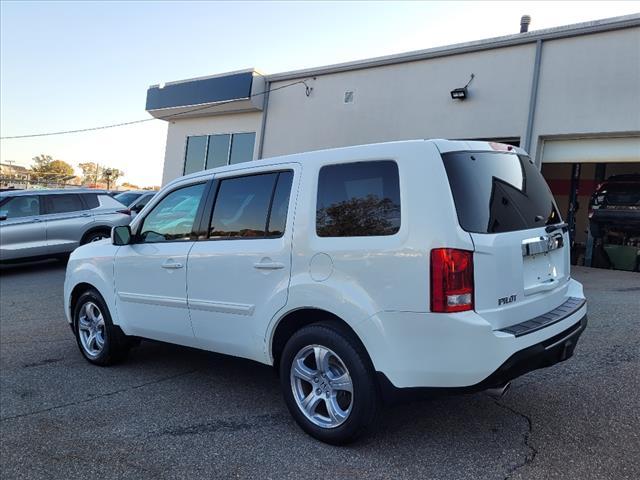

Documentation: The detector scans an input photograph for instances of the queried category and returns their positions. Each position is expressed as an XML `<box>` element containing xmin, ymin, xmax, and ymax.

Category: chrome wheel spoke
<box><xmin>292</xmin><ymin>359</ymin><xmax>316</xmax><ymax>383</ymax></box>
<box><xmin>326</xmin><ymin>394</ymin><xmax>348</xmax><ymax>423</ymax></box>
<box><xmin>301</xmin><ymin>392</ymin><xmax>322</xmax><ymax>416</ymax></box>
<box><xmin>329</xmin><ymin>372</ymin><xmax>353</xmax><ymax>393</ymax></box>
<box><xmin>313</xmin><ymin>346</ymin><xmax>330</xmax><ymax>374</ymax></box>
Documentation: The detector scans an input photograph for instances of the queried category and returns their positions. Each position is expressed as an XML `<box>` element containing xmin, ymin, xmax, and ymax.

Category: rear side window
<box><xmin>316</xmin><ymin>161</ymin><xmax>401</xmax><ymax>237</ymax></box>
<box><xmin>47</xmin><ymin>194</ymin><xmax>84</xmax><ymax>214</ymax></box>
<box><xmin>442</xmin><ymin>152</ymin><xmax>561</xmax><ymax>234</ymax></box>
<box><xmin>82</xmin><ymin>194</ymin><xmax>99</xmax><ymax>209</ymax></box>
<box><xmin>209</xmin><ymin>171</ymin><xmax>293</xmax><ymax>239</ymax></box>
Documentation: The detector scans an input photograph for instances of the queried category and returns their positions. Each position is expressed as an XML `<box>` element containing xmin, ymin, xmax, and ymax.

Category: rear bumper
<box><xmin>354</xmin><ymin>279</ymin><xmax>587</xmax><ymax>391</ymax></box>
<box><xmin>376</xmin><ymin>315</ymin><xmax>587</xmax><ymax>402</ymax></box>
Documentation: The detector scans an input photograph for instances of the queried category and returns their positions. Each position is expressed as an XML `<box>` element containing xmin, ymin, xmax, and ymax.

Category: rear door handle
<box><xmin>161</xmin><ymin>260</ymin><xmax>183</xmax><ymax>269</ymax></box>
<box><xmin>253</xmin><ymin>261</ymin><xmax>285</xmax><ymax>270</ymax></box>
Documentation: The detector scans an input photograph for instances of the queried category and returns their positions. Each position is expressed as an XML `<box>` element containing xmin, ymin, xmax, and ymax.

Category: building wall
<box><xmin>532</xmin><ymin>27</ymin><xmax>640</xmax><ymax>161</ymax></box>
<box><xmin>158</xmin><ymin>23</ymin><xmax>640</xmax><ymax>184</ymax></box>
<box><xmin>161</xmin><ymin>111</ymin><xmax>262</xmax><ymax>185</ymax></box>
<box><xmin>262</xmin><ymin>43</ymin><xmax>536</xmax><ymax>158</ymax></box>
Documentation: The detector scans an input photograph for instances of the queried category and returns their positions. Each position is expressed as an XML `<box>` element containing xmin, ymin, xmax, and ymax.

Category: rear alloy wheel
<box><xmin>73</xmin><ymin>289</ymin><xmax>130</xmax><ymax>366</ymax></box>
<box><xmin>280</xmin><ymin>322</ymin><xmax>380</xmax><ymax>444</ymax></box>
<box><xmin>290</xmin><ymin>345</ymin><xmax>354</xmax><ymax>428</ymax></box>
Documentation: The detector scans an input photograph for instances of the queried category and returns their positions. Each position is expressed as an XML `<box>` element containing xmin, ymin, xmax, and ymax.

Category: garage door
<box><xmin>542</xmin><ymin>137</ymin><xmax>640</xmax><ymax>164</ymax></box>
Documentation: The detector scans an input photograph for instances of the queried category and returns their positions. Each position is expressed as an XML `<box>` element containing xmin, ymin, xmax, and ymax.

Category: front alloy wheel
<box><xmin>77</xmin><ymin>301</ymin><xmax>106</xmax><ymax>358</ymax></box>
<box><xmin>290</xmin><ymin>345</ymin><xmax>354</xmax><ymax>428</ymax></box>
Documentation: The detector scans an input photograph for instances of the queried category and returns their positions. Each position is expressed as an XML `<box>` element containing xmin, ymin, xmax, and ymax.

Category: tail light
<box><xmin>430</xmin><ymin>248</ymin><xmax>474</xmax><ymax>313</ymax></box>
<box><xmin>117</xmin><ymin>209</ymin><xmax>131</xmax><ymax>216</ymax></box>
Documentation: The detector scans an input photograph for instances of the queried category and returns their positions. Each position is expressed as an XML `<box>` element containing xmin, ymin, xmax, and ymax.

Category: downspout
<box><xmin>524</xmin><ymin>39</ymin><xmax>543</xmax><ymax>162</ymax></box>
<box><xmin>257</xmin><ymin>79</ymin><xmax>271</xmax><ymax>159</ymax></box>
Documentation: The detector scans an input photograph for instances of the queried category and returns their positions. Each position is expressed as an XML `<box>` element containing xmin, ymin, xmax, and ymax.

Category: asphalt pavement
<box><xmin>0</xmin><ymin>261</ymin><xmax>638</xmax><ymax>479</ymax></box>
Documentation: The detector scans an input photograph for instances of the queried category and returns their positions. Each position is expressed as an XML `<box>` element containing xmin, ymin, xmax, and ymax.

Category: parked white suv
<box><xmin>64</xmin><ymin>140</ymin><xmax>587</xmax><ymax>444</ymax></box>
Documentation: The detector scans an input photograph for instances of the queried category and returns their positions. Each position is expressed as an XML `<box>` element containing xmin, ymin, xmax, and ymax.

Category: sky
<box><xmin>1</xmin><ymin>1</ymin><xmax>638</xmax><ymax>187</ymax></box>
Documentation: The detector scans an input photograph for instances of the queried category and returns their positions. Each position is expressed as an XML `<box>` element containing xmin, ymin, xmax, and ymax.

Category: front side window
<box><xmin>139</xmin><ymin>183</ymin><xmax>205</xmax><ymax>242</ymax></box>
<box><xmin>47</xmin><ymin>194</ymin><xmax>84</xmax><ymax>214</ymax></box>
<box><xmin>210</xmin><ymin>171</ymin><xmax>293</xmax><ymax>239</ymax></box>
<box><xmin>0</xmin><ymin>195</ymin><xmax>40</xmax><ymax>219</ymax></box>
<box><xmin>316</xmin><ymin>161</ymin><xmax>401</xmax><ymax>237</ymax></box>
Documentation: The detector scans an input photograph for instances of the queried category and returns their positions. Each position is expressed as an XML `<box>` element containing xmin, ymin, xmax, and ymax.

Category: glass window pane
<box><xmin>210</xmin><ymin>173</ymin><xmax>277</xmax><ymax>238</ymax></box>
<box><xmin>229</xmin><ymin>132</ymin><xmax>256</xmax><ymax>165</ymax></box>
<box><xmin>442</xmin><ymin>152</ymin><xmax>561</xmax><ymax>233</ymax></box>
<box><xmin>0</xmin><ymin>195</ymin><xmax>40</xmax><ymax>219</ymax></box>
<box><xmin>140</xmin><ymin>183</ymin><xmax>205</xmax><ymax>242</ymax></box>
<box><xmin>267</xmin><ymin>171</ymin><xmax>293</xmax><ymax>237</ymax></box>
<box><xmin>316</xmin><ymin>161</ymin><xmax>401</xmax><ymax>237</ymax></box>
<box><xmin>48</xmin><ymin>194</ymin><xmax>84</xmax><ymax>214</ymax></box>
<box><xmin>206</xmin><ymin>134</ymin><xmax>231</xmax><ymax>170</ymax></box>
<box><xmin>184</xmin><ymin>136</ymin><xmax>207</xmax><ymax>174</ymax></box>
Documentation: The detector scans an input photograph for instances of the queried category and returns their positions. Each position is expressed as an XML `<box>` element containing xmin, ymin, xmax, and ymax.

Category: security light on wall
<box><xmin>450</xmin><ymin>73</ymin><xmax>475</xmax><ymax>100</ymax></box>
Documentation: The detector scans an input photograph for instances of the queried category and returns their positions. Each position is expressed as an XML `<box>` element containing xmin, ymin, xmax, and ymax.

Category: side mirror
<box><xmin>112</xmin><ymin>225</ymin><xmax>132</xmax><ymax>246</ymax></box>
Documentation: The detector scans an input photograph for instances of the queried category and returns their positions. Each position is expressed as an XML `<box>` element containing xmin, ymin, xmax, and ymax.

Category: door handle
<box><xmin>161</xmin><ymin>260</ymin><xmax>183</xmax><ymax>269</ymax></box>
<box><xmin>253</xmin><ymin>261</ymin><xmax>285</xmax><ymax>270</ymax></box>
<box><xmin>32</xmin><ymin>218</ymin><xmax>42</xmax><ymax>223</ymax></box>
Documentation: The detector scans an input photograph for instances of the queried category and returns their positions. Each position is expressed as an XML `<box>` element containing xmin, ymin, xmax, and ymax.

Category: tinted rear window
<box><xmin>316</xmin><ymin>161</ymin><xmax>401</xmax><ymax>237</ymax></box>
<box><xmin>442</xmin><ymin>152</ymin><xmax>561</xmax><ymax>234</ymax></box>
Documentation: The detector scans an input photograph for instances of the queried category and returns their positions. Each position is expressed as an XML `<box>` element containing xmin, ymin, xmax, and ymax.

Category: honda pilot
<box><xmin>64</xmin><ymin>140</ymin><xmax>587</xmax><ymax>444</ymax></box>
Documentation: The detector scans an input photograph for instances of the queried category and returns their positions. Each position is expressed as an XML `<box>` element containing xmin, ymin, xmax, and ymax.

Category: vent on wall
<box><xmin>343</xmin><ymin>90</ymin><xmax>355</xmax><ymax>104</ymax></box>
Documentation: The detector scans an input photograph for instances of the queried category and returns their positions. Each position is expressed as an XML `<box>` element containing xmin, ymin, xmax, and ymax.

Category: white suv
<box><xmin>64</xmin><ymin>140</ymin><xmax>587</xmax><ymax>444</ymax></box>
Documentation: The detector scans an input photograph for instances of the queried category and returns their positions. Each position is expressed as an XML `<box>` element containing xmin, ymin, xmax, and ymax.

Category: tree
<box><xmin>121</xmin><ymin>182</ymin><xmax>140</xmax><ymax>190</ymax></box>
<box><xmin>78</xmin><ymin>162</ymin><xmax>124</xmax><ymax>188</ymax></box>
<box><xmin>30</xmin><ymin>155</ymin><xmax>75</xmax><ymax>182</ymax></box>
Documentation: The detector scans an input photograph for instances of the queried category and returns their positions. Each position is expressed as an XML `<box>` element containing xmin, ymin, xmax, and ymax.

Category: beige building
<box><xmin>146</xmin><ymin>14</ymin><xmax>640</xmax><ymax>263</ymax></box>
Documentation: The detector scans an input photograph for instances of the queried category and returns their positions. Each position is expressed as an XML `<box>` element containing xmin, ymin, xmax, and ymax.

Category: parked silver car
<box><xmin>0</xmin><ymin>189</ymin><xmax>132</xmax><ymax>262</ymax></box>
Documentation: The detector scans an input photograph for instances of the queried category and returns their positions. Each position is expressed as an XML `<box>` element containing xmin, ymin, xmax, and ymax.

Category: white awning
<box><xmin>541</xmin><ymin>136</ymin><xmax>640</xmax><ymax>163</ymax></box>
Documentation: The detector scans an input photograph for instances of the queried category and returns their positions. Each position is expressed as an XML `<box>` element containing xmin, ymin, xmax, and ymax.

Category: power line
<box><xmin>0</xmin><ymin>79</ymin><xmax>311</xmax><ymax>140</ymax></box>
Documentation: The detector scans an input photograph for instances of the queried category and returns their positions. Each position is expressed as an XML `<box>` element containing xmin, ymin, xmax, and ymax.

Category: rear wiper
<box><xmin>545</xmin><ymin>222</ymin><xmax>569</xmax><ymax>233</ymax></box>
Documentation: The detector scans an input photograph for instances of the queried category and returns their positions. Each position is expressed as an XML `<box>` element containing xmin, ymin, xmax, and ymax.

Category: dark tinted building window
<box><xmin>442</xmin><ymin>152</ymin><xmax>561</xmax><ymax>233</ymax></box>
<box><xmin>316</xmin><ymin>161</ymin><xmax>401</xmax><ymax>237</ymax></box>
<box><xmin>184</xmin><ymin>136</ymin><xmax>207</xmax><ymax>174</ymax></box>
<box><xmin>206</xmin><ymin>134</ymin><xmax>231</xmax><ymax>170</ymax></box>
<box><xmin>47</xmin><ymin>194</ymin><xmax>84</xmax><ymax>214</ymax></box>
<box><xmin>267</xmin><ymin>171</ymin><xmax>294</xmax><ymax>237</ymax></box>
<box><xmin>184</xmin><ymin>132</ymin><xmax>256</xmax><ymax>174</ymax></box>
<box><xmin>229</xmin><ymin>133</ymin><xmax>256</xmax><ymax>165</ymax></box>
<box><xmin>210</xmin><ymin>173</ymin><xmax>277</xmax><ymax>238</ymax></box>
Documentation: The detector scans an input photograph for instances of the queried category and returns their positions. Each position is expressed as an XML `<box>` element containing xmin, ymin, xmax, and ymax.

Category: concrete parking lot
<box><xmin>0</xmin><ymin>262</ymin><xmax>638</xmax><ymax>480</ymax></box>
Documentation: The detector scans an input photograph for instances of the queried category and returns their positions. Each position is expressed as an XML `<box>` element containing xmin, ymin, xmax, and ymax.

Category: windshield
<box><xmin>114</xmin><ymin>192</ymin><xmax>142</xmax><ymax>206</ymax></box>
<box><xmin>442</xmin><ymin>151</ymin><xmax>561</xmax><ymax>234</ymax></box>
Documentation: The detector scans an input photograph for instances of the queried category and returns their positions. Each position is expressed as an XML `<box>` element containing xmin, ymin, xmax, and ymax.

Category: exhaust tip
<box><xmin>486</xmin><ymin>382</ymin><xmax>511</xmax><ymax>399</ymax></box>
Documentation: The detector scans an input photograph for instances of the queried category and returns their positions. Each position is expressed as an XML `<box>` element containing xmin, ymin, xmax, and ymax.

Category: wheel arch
<box><xmin>80</xmin><ymin>225</ymin><xmax>112</xmax><ymax>245</ymax></box>
<box><xmin>269</xmin><ymin>307</ymin><xmax>372</xmax><ymax>372</ymax></box>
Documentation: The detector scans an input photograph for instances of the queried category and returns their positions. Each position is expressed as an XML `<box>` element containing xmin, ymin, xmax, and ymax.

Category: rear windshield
<box><xmin>442</xmin><ymin>151</ymin><xmax>561</xmax><ymax>234</ymax></box>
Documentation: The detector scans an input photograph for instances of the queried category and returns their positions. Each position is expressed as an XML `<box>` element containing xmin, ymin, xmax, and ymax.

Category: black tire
<box><xmin>73</xmin><ymin>289</ymin><xmax>130</xmax><ymax>366</ymax></box>
<box><xmin>81</xmin><ymin>229</ymin><xmax>111</xmax><ymax>245</ymax></box>
<box><xmin>279</xmin><ymin>322</ymin><xmax>380</xmax><ymax>444</ymax></box>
